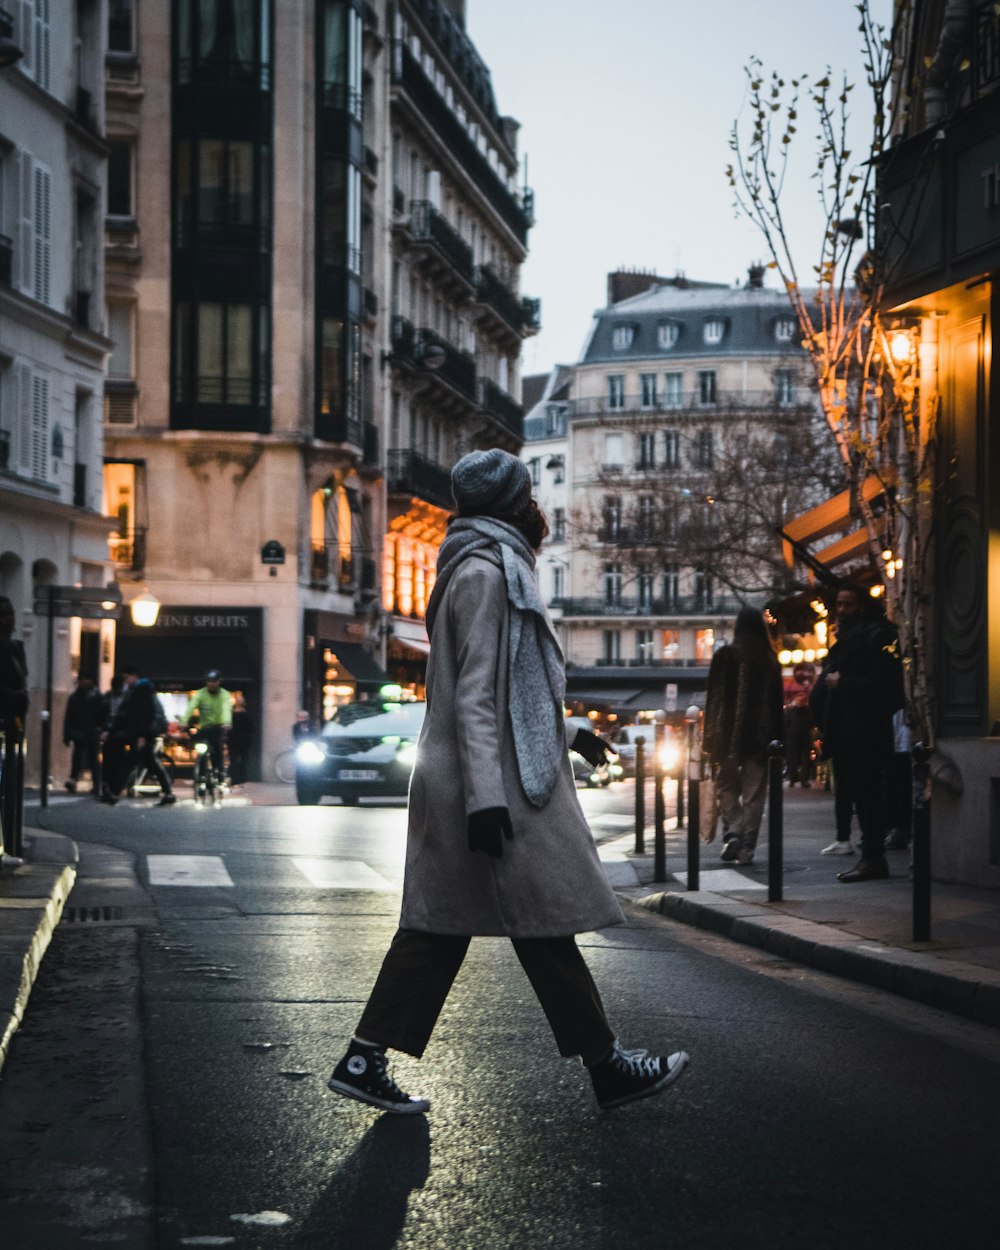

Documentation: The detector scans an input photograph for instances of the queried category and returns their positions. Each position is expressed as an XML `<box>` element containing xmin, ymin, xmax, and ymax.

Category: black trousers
<box><xmin>832</xmin><ymin>748</ymin><xmax>888</xmax><ymax>863</ymax></box>
<box><xmin>356</xmin><ymin>928</ymin><xmax>616</xmax><ymax>1065</ymax></box>
<box><xmin>68</xmin><ymin>737</ymin><xmax>100</xmax><ymax>788</ymax></box>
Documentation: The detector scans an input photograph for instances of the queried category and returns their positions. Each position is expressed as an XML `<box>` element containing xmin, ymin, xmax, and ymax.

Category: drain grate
<box><xmin>63</xmin><ymin>905</ymin><xmax>125</xmax><ymax>924</ymax></box>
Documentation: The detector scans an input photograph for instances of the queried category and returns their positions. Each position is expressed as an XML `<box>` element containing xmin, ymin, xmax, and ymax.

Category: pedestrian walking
<box><xmin>101</xmin><ymin>665</ymin><xmax>176</xmax><ymax>806</ymax></box>
<box><xmin>809</xmin><ymin>583</ymin><xmax>904</xmax><ymax>882</ymax></box>
<box><xmin>63</xmin><ymin>674</ymin><xmax>104</xmax><ymax>793</ymax></box>
<box><xmin>702</xmin><ymin>606</ymin><xmax>784</xmax><ymax>865</ymax></box>
<box><xmin>326</xmin><ymin>449</ymin><xmax>689</xmax><ymax>1115</ymax></box>
<box><xmin>0</xmin><ymin>597</ymin><xmax>28</xmax><ymax>732</ymax></box>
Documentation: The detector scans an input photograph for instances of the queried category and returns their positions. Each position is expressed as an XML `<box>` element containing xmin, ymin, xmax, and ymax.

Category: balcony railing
<box><xmin>310</xmin><ymin>543</ymin><xmax>355</xmax><ymax>589</ymax></box>
<box><xmin>108</xmin><ymin>528</ymin><xmax>146</xmax><ymax>572</ymax></box>
<box><xmin>418</xmin><ymin>327</ymin><xmax>477</xmax><ymax>401</ymax></box>
<box><xmin>0</xmin><ymin>233</ymin><xmax>12</xmax><ymax>286</ymax></box>
<box><xmin>567</xmin><ymin>390</ymin><xmax>815</xmax><ymax>419</ymax></box>
<box><xmin>478</xmin><ymin>377</ymin><xmax>523</xmax><ymax>440</ymax></box>
<box><xmin>390</xmin><ymin>314</ymin><xmax>417</xmax><ymax>361</ymax></box>
<box><xmin>475</xmin><ymin>264</ymin><xmax>524</xmax><ymax>332</ymax></box>
<box><xmin>393</xmin><ymin>46</ymin><xmax>531</xmax><ymax>245</ymax></box>
<box><xmin>387</xmin><ymin>449</ymin><xmax>454</xmax><ymax>510</ymax></box>
<box><xmin>410</xmin><ymin>200</ymin><xmax>475</xmax><ymax>285</ymax></box>
<box><xmin>553</xmin><ymin>595</ymin><xmax>743</xmax><ymax>618</ymax></box>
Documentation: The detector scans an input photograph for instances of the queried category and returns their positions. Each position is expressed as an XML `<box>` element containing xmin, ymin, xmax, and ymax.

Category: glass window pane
<box><xmin>227</xmin><ymin>304</ymin><xmax>253</xmax><ymax>403</ymax></box>
<box><xmin>321</xmin><ymin>318</ymin><xmax>344</xmax><ymax>415</ymax></box>
<box><xmin>175</xmin><ymin>301</ymin><xmax>191</xmax><ymax>399</ymax></box>
<box><xmin>175</xmin><ymin>139</ymin><xmax>192</xmax><ymax>234</ymax></box>
<box><xmin>108</xmin><ymin>0</ymin><xmax>133</xmax><ymax>52</ymax></box>
<box><xmin>108</xmin><ymin>143</ymin><xmax>132</xmax><ymax>216</ymax></box>
<box><xmin>228</xmin><ymin>142</ymin><xmax>253</xmax><ymax>224</ymax></box>
<box><xmin>199</xmin><ymin>138</ymin><xmax>226</xmax><ymax>226</ymax></box>
<box><xmin>107</xmin><ymin>302</ymin><xmax>133</xmax><ymax>378</ymax></box>
<box><xmin>198</xmin><ymin>303</ymin><xmax>223</xmax><ymax>401</ymax></box>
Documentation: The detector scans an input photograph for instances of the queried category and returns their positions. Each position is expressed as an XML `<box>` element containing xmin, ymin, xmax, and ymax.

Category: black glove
<box><xmin>468</xmin><ymin>807</ymin><xmax>514</xmax><ymax>858</ymax></box>
<box><xmin>572</xmin><ymin>728</ymin><xmax>613</xmax><ymax>768</ymax></box>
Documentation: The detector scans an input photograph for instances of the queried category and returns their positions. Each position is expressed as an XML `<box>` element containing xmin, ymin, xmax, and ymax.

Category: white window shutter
<box><xmin>15</xmin><ymin>362</ymin><xmax>32</xmax><ymax>475</ymax></box>
<box><xmin>32</xmin><ymin>162</ymin><xmax>50</xmax><ymax>305</ymax></box>
<box><xmin>31</xmin><ymin>374</ymin><xmax>48</xmax><ymax>481</ymax></box>
<box><xmin>18</xmin><ymin>150</ymin><xmax>33</xmax><ymax>297</ymax></box>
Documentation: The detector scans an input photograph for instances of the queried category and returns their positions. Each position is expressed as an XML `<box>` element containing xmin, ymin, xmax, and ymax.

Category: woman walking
<box><xmin>327</xmin><ymin>449</ymin><xmax>689</xmax><ymax>1115</ymax></box>
<box><xmin>702</xmin><ymin>606</ymin><xmax>784</xmax><ymax>865</ymax></box>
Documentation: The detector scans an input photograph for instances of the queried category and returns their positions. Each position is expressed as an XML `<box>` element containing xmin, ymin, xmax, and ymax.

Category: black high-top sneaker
<box><xmin>327</xmin><ymin>1040</ymin><xmax>430</xmax><ymax>1115</ymax></box>
<box><xmin>590</xmin><ymin>1040</ymin><xmax>689</xmax><ymax>1110</ymax></box>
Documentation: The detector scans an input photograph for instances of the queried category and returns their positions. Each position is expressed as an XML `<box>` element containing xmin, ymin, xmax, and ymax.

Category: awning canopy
<box><xmin>780</xmin><ymin>475</ymin><xmax>889</xmax><ymax>581</ymax></box>
<box><xmin>326</xmin><ymin>642</ymin><xmax>388</xmax><ymax>686</ymax></box>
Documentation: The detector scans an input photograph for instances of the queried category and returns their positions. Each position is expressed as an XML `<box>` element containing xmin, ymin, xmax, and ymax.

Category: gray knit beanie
<box><xmin>451</xmin><ymin>448</ymin><xmax>532</xmax><ymax>517</ymax></box>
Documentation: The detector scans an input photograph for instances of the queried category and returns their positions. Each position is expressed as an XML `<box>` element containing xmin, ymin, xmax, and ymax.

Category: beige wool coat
<box><xmin>400</xmin><ymin>552</ymin><xmax>625</xmax><ymax>938</ymax></box>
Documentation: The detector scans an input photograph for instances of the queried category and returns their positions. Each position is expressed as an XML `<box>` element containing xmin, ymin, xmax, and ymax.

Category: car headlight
<box><xmin>296</xmin><ymin>740</ymin><xmax>326</xmax><ymax>766</ymax></box>
<box><xmin>659</xmin><ymin>744</ymin><xmax>680</xmax><ymax>772</ymax></box>
<box><xmin>396</xmin><ymin>743</ymin><xmax>418</xmax><ymax>767</ymax></box>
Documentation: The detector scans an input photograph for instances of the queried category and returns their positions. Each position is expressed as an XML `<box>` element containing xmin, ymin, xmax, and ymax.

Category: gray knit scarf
<box><xmin>426</xmin><ymin>516</ymin><xmax>566</xmax><ymax>808</ymax></box>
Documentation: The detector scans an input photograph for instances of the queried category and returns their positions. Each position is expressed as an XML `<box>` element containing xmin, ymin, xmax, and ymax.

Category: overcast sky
<box><xmin>465</xmin><ymin>0</ymin><xmax>893</xmax><ymax>381</ymax></box>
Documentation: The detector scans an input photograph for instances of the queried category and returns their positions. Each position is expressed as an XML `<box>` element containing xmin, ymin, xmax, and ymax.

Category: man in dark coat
<box><xmin>63</xmin><ymin>675</ymin><xmax>104</xmax><ymax>792</ymax></box>
<box><xmin>0</xmin><ymin>597</ymin><xmax>28</xmax><ymax>733</ymax></box>
<box><xmin>809</xmin><ymin>583</ymin><xmax>904</xmax><ymax>882</ymax></box>
<box><xmin>101</xmin><ymin>665</ymin><xmax>175</xmax><ymax>806</ymax></box>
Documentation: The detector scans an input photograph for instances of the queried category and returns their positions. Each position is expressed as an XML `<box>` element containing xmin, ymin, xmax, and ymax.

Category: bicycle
<box><xmin>190</xmin><ymin>726</ymin><xmax>229</xmax><ymax>806</ymax></box>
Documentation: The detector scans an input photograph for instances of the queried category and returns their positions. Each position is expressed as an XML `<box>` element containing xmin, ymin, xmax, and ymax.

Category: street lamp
<box><xmin>130</xmin><ymin>590</ymin><xmax>160</xmax><ymax>627</ymax></box>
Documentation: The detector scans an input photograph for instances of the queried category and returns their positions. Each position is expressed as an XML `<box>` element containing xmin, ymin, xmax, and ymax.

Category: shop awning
<box><xmin>780</xmin><ymin>475</ymin><xmax>889</xmax><ymax>580</ymax></box>
<box><xmin>326</xmin><ymin>643</ymin><xmax>388</xmax><ymax>685</ymax></box>
<box><xmin>393</xmin><ymin>637</ymin><xmax>430</xmax><ymax>657</ymax></box>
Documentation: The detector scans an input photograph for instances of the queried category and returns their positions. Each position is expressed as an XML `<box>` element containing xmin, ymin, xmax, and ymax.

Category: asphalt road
<box><xmin>1</xmin><ymin>783</ymin><xmax>998</xmax><ymax>1249</ymax></box>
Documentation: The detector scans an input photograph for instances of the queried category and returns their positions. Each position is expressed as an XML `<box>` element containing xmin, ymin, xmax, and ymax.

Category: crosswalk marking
<box><xmin>147</xmin><ymin>855</ymin><xmax>235</xmax><ymax>887</ymax></box>
<box><xmin>292</xmin><ymin>858</ymin><xmax>395</xmax><ymax>890</ymax></box>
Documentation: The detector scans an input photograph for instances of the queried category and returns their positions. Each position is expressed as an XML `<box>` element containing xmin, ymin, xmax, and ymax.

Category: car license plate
<box><xmin>338</xmin><ymin>769</ymin><xmax>378</xmax><ymax>781</ymax></box>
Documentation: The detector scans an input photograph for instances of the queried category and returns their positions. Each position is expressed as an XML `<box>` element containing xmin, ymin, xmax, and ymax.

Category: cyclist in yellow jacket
<box><xmin>183</xmin><ymin>670</ymin><xmax>232</xmax><ymax>784</ymax></box>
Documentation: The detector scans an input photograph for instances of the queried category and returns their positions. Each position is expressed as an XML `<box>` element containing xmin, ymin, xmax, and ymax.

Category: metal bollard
<box><xmin>653</xmin><ymin>723</ymin><xmax>666</xmax><ymax>882</ymax></box>
<box><xmin>686</xmin><ymin>713</ymin><xmax>701</xmax><ymax>891</ymax></box>
<box><xmin>634</xmin><ymin>737</ymin><xmax>646</xmax><ymax>855</ymax></box>
<box><xmin>767</xmin><ymin>740</ymin><xmax>784</xmax><ymax>902</ymax></box>
<box><xmin>911</xmin><ymin>743</ymin><xmax>931</xmax><ymax>942</ymax></box>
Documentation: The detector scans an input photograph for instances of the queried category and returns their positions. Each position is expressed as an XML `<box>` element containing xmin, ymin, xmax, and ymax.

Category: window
<box><xmin>636</xmin><ymin>431</ymin><xmax>655</xmax><ymax>469</ymax></box>
<box><xmin>775</xmin><ymin>370</ymin><xmax>795</xmax><ymax>405</ymax></box>
<box><xmin>607</xmin><ymin>374</ymin><xmax>625</xmax><ymax>411</ymax></box>
<box><xmin>107</xmin><ymin>302</ymin><xmax>135</xmax><ymax>379</ymax></box>
<box><xmin>603</xmin><ymin>431</ymin><xmax>624</xmax><ymax>467</ymax></box>
<box><xmin>640</xmin><ymin>373</ymin><xmax>657</xmax><ymax>409</ymax></box>
<box><xmin>663</xmin><ymin>429</ymin><xmax>680</xmax><ymax>468</ymax></box>
<box><xmin>175</xmin><ymin>298</ymin><xmax>265</xmax><ymax>413</ymax></box>
<box><xmin>602</xmin><ymin>630</ymin><xmax>621</xmax><ymax>663</ymax></box>
<box><xmin>552</xmin><ymin>508</ymin><xmax>565</xmax><ymax>542</ymax></box>
<box><xmin>663</xmin><ymin>372</ymin><xmax>682</xmax><ymax>407</ymax></box>
<box><xmin>602</xmin><ymin>496</ymin><xmax>622</xmax><ymax>541</ymax></box>
<box><xmin>636</xmin><ymin>628</ymin><xmax>654</xmax><ymax>661</ymax></box>
<box><xmin>703</xmin><ymin>318</ymin><xmax>726</xmax><ymax>345</ymax></box>
<box><xmin>611</xmin><ymin>324</ymin><xmax>635</xmax><ymax>351</ymax></box>
<box><xmin>694</xmin><ymin>568</ymin><xmax>714</xmax><ymax>609</ymax></box>
<box><xmin>662</xmin><ymin>628</ymin><xmax>680</xmax><ymax>659</ymax></box>
<box><xmin>695</xmin><ymin>626</ymin><xmax>716</xmax><ymax>661</ymax></box>
<box><xmin>28</xmin><ymin>372</ymin><xmax>49</xmax><ymax>482</ymax></box>
<box><xmin>15</xmin><ymin>153</ymin><xmax>51</xmax><ymax>305</ymax></box>
<box><xmin>107</xmin><ymin>142</ymin><xmax>133</xmax><ymax>217</ymax></box>
<box><xmin>551</xmin><ymin>564</ymin><xmax>565</xmax><ymax>603</ymax></box>
<box><xmin>775</xmin><ymin>317</ymin><xmax>797</xmax><ymax>342</ymax></box>
<box><xmin>603</xmin><ymin>564</ymin><xmax>623</xmax><ymax>607</ymax></box>
<box><xmin>18</xmin><ymin>0</ymin><xmax>51</xmax><ymax>91</ymax></box>
<box><xmin>548</xmin><ymin>454</ymin><xmax>565</xmax><ymax>484</ymax></box>
<box><xmin>544</xmin><ymin>404</ymin><xmax>565</xmax><ymax>437</ymax></box>
<box><xmin>663</xmin><ymin>564</ymin><xmax>679</xmax><ymax>608</ymax></box>
<box><xmin>108</xmin><ymin>0</ymin><xmax>134</xmax><ymax>53</ymax></box>
<box><xmin>694</xmin><ymin>429</ymin><xmax>714</xmax><ymax>468</ymax></box>
<box><xmin>637</xmin><ymin>495</ymin><xmax>655</xmax><ymax>542</ymax></box>
<box><xmin>321</xmin><ymin>0</ymin><xmax>363</xmax><ymax>117</ymax></box>
<box><xmin>637</xmin><ymin>567</ymin><xmax>654</xmax><ymax>611</ymax></box>
<box><xmin>176</xmin><ymin>0</ymin><xmax>272</xmax><ymax>89</ymax></box>
<box><xmin>658</xmin><ymin>322</ymin><xmax>679</xmax><ymax>349</ymax></box>
<box><xmin>698</xmin><ymin>370</ymin><xmax>716</xmax><ymax>405</ymax></box>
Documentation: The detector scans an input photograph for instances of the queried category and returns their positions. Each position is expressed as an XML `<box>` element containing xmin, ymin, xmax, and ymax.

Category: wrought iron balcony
<box><xmin>478</xmin><ymin>377</ymin><xmax>523</xmax><ymax>440</ymax></box>
<box><xmin>108</xmin><ymin>528</ymin><xmax>146</xmax><ymax>572</ymax></box>
<box><xmin>387</xmin><ymin>449</ymin><xmax>454</xmax><ymax>511</ymax></box>
<box><xmin>310</xmin><ymin>543</ymin><xmax>355</xmax><ymax>589</ymax></box>
<box><xmin>417</xmin><ymin>327</ymin><xmax>477</xmax><ymax>401</ymax></box>
<box><xmin>390</xmin><ymin>314</ymin><xmax>417</xmax><ymax>361</ymax></box>
<box><xmin>410</xmin><ymin>200</ymin><xmax>475</xmax><ymax>285</ymax></box>
<box><xmin>553</xmin><ymin>594</ymin><xmax>743</xmax><ymax>618</ymax></box>
<box><xmin>475</xmin><ymin>264</ymin><xmax>524</xmax><ymax>332</ymax></box>
<box><xmin>567</xmin><ymin>390</ymin><xmax>815</xmax><ymax>419</ymax></box>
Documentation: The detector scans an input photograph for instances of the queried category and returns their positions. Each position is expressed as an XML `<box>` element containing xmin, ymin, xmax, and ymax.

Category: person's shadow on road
<box><xmin>298</xmin><ymin>1114</ymin><xmax>431</xmax><ymax>1248</ymax></box>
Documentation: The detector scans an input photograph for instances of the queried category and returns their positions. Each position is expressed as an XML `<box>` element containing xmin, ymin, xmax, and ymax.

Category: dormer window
<box><xmin>611</xmin><ymin>324</ymin><xmax>636</xmax><ymax>351</ymax></box>
<box><xmin>703</xmin><ymin>319</ymin><xmax>726</xmax><ymax>345</ymax></box>
<box><xmin>657</xmin><ymin>322</ymin><xmax>679</xmax><ymax>349</ymax></box>
<box><xmin>775</xmin><ymin>317</ymin><xmax>797</xmax><ymax>343</ymax></box>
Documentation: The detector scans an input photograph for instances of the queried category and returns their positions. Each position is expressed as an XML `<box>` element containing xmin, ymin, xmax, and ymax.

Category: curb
<box><xmin>0</xmin><ymin>830</ymin><xmax>79</xmax><ymax>1075</ymax></box>
<box><xmin>628</xmin><ymin>889</ymin><xmax>1000</xmax><ymax>1029</ymax></box>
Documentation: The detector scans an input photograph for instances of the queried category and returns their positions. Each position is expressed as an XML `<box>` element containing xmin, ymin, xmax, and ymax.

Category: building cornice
<box><xmin>0</xmin><ymin>478</ymin><xmax>116</xmax><ymax>533</ymax></box>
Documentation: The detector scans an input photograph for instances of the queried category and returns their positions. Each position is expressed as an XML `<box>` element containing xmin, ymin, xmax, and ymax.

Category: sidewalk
<box><xmin>0</xmin><ymin>827</ymin><xmax>77</xmax><ymax>1074</ymax></box>
<box><xmin>599</xmin><ymin>786</ymin><xmax>1000</xmax><ymax>1029</ymax></box>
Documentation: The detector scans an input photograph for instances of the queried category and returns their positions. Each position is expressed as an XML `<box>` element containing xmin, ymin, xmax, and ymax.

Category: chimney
<box><xmin>607</xmin><ymin>268</ymin><xmax>660</xmax><ymax>306</ymax></box>
<box><xmin>747</xmin><ymin>262</ymin><xmax>766</xmax><ymax>289</ymax></box>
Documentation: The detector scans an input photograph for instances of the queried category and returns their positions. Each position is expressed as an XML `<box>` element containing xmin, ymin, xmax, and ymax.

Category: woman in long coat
<box><xmin>328</xmin><ymin>450</ymin><xmax>689</xmax><ymax>1115</ymax></box>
